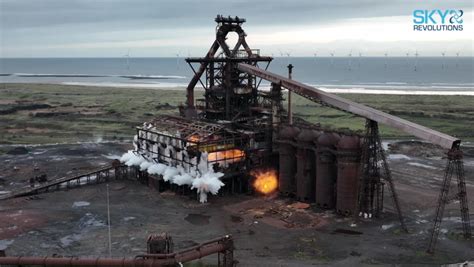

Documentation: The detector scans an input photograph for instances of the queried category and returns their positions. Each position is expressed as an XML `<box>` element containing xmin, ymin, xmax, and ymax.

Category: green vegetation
<box><xmin>0</xmin><ymin>83</ymin><xmax>473</xmax><ymax>144</ymax></box>
<box><xmin>287</xmin><ymin>92</ymin><xmax>474</xmax><ymax>140</ymax></box>
<box><xmin>0</xmin><ymin>83</ymin><xmax>185</xmax><ymax>144</ymax></box>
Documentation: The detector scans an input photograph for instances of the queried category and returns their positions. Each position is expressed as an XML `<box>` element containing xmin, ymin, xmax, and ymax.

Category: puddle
<box><xmin>185</xmin><ymin>213</ymin><xmax>210</xmax><ymax>225</ymax></box>
<box><xmin>0</xmin><ymin>239</ymin><xmax>14</xmax><ymax>250</ymax></box>
<box><xmin>381</xmin><ymin>224</ymin><xmax>395</xmax><ymax>230</ymax></box>
<box><xmin>78</xmin><ymin>213</ymin><xmax>106</xmax><ymax>228</ymax></box>
<box><xmin>331</xmin><ymin>228</ymin><xmax>363</xmax><ymax>235</ymax></box>
<box><xmin>408</xmin><ymin>162</ymin><xmax>437</xmax><ymax>169</ymax></box>
<box><xmin>387</xmin><ymin>154</ymin><xmax>411</xmax><ymax>160</ymax></box>
<box><xmin>72</xmin><ymin>201</ymin><xmax>90</xmax><ymax>208</ymax></box>
<box><xmin>60</xmin><ymin>234</ymin><xmax>82</xmax><ymax>247</ymax></box>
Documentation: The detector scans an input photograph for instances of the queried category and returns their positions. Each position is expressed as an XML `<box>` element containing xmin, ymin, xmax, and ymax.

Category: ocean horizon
<box><xmin>1</xmin><ymin>57</ymin><xmax>473</xmax><ymax>94</ymax></box>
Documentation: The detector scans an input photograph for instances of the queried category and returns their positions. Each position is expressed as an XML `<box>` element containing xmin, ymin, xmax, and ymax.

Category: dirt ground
<box><xmin>0</xmin><ymin>141</ymin><xmax>473</xmax><ymax>266</ymax></box>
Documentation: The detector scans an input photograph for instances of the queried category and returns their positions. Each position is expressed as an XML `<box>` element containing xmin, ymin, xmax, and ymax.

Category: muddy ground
<box><xmin>0</xmin><ymin>141</ymin><xmax>473</xmax><ymax>266</ymax></box>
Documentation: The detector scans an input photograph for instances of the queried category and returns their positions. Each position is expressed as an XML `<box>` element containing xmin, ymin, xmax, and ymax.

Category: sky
<box><xmin>0</xmin><ymin>0</ymin><xmax>473</xmax><ymax>57</ymax></box>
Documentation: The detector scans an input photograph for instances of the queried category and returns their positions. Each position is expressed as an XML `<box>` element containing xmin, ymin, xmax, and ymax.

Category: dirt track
<box><xmin>0</xmin><ymin>142</ymin><xmax>473</xmax><ymax>266</ymax></box>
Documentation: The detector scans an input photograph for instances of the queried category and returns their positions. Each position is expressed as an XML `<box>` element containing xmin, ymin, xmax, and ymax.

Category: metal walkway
<box><xmin>0</xmin><ymin>165</ymin><xmax>129</xmax><ymax>200</ymax></box>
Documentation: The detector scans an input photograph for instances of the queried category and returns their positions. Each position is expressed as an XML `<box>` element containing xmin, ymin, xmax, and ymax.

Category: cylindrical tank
<box><xmin>295</xmin><ymin>129</ymin><xmax>320</xmax><ymax>202</ymax></box>
<box><xmin>278</xmin><ymin>126</ymin><xmax>300</xmax><ymax>196</ymax></box>
<box><xmin>315</xmin><ymin>132</ymin><xmax>340</xmax><ymax>209</ymax></box>
<box><xmin>336</xmin><ymin>135</ymin><xmax>361</xmax><ymax>216</ymax></box>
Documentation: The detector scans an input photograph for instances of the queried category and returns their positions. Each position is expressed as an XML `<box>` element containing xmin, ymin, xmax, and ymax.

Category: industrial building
<box><xmin>0</xmin><ymin>16</ymin><xmax>470</xmax><ymax>264</ymax></box>
<box><xmin>130</xmin><ymin>15</ymin><xmax>470</xmax><ymax>254</ymax></box>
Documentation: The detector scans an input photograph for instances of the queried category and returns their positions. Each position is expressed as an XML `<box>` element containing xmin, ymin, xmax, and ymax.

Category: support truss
<box><xmin>427</xmin><ymin>147</ymin><xmax>471</xmax><ymax>253</ymax></box>
<box><xmin>356</xmin><ymin>119</ymin><xmax>408</xmax><ymax>232</ymax></box>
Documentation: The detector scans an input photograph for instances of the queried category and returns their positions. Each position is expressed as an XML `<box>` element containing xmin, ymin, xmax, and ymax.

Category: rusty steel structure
<box><xmin>295</xmin><ymin>129</ymin><xmax>319</xmax><ymax>202</ymax></box>
<box><xmin>235</xmin><ymin>61</ymin><xmax>470</xmax><ymax>251</ymax></box>
<box><xmin>136</xmin><ymin>115</ymin><xmax>248</xmax><ymax>174</ymax></box>
<box><xmin>0</xmin><ymin>164</ymin><xmax>125</xmax><ymax>200</ymax></box>
<box><xmin>315</xmin><ymin>132</ymin><xmax>339</xmax><ymax>209</ymax></box>
<box><xmin>355</xmin><ymin>120</ymin><xmax>407</xmax><ymax>232</ymax></box>
<box><xmin>427</xmin><ymin>148</ymin><xmax>471</xmax><ymax>253</ymax></box>
<box><xmin>177</xmin><ymin>15</ymin><xmax>469</xmax><ymax>252</ymax></box>
<box><xmin>134</xmin><ymin>15</ymin><xmax>279</xmax><ymax>195</ymax></box>
<box><xmin>277</xmin><ymin>126</ymin><xmax>300</xmax><ymax>196</ymax></box>
<box><xmin>236</xmin><ymin>63</ymin><xmax>460</xmax><ymax>150</ymax></box>
<box><xmin>336</xmin><ymin>135</ymin><xmax>361</xmax><ymax>216</ymax></box>
<box><xmin>183</xmin><ymin>15</ymin><xmax>272</xmax><ymax>120</ymax></box>
<box><xmin>0</xmin><ymin>235</ymin><xmax>234</xmax><ymax>267</ymax></box>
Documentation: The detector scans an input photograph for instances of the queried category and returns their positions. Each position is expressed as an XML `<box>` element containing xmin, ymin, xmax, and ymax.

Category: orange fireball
<box><xmin>251</xmin><ymin>169</ymin><xmax>278</xmax><ymax>195</ymax></box>
<box><xmin>187</xmin><ymin>135</ymin><xmax>201</xmax><ymax>143</ymax></box>
<box><xmin>208</xmin><ymin>149</ymin><xmax>245</xmax><ymax>163</ymax></box>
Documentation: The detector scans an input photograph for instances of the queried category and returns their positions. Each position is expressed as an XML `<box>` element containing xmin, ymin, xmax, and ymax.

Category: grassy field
<box><xmin>0</xmin><ymin>83</ymin><xmax>473</xmax><ymax>145</ymax></box>
<box><xmin>289</xmin><ymin>92</ymin><xmax>474</xmax><ymax>139</ymax></box>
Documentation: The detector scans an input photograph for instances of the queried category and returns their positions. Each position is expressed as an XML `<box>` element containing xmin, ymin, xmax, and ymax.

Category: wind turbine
<box><xmin>384</xmin><ymin>51</ymin><xmax>388</xmax><ymax>69</ymax></box>
<box><xmin>405</xmin><ymin>52</ymin><xmax>410</xmax><ymax>67</ymax></box>
<box><xmin>176</xmin><ymin>51</ymin><xmax>181</xmax><ymax>69</ymax></box>
<box><xmin>347</xmin><ymin>50</ymin><xmax>353</xmax><ymax>71</ymax></box>
<box><xmin>414</xmin><ymin>50</ymin><xmax>419</xmax><ymax>72</ymax></box>
<box><xmin>358</xmin><ymin>52</ymin><xmax>362</xmax><ymax>68</ymax></box>
<box><xmin>330</xmin><ymin>51</ymin><xmax>335</xmax><ymax>66</ymax></box>
<box><xmin>456</xmin><ymin>51</ymin><xmax>460</xmax><ymax>68</ymax></box>
<box><xmin>124</xmin><ymin>49</ymin><xmax>131</xmax><ymax>70</ymax></box>
<box><xmin>441</xmin><ymin>51</ymin><xmax>446</xmax><ymax>69</ymax></box>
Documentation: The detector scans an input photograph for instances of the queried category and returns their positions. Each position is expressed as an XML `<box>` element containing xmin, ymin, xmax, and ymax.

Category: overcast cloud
<box><xmin>1</xmin><ymin>0</ymin><xmax>472</xmax><ymax>57</ymax></box>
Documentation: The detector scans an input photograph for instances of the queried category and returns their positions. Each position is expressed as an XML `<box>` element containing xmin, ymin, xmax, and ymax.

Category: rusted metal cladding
<box><xmin>278</xmin><ymin>126</ymin><xmax>300</xmax><ymax>195</ymax></box>
<box><xmin>315</xmin><ymin>132</ymin><xmax>340</xmax><ymax>209</ymax></box>
<box><xmin>336</xmin><ymin>135</ymin><xmax>361</xmax><ymax>215</ymax></box>
<box><xmin>296</xmin><ymin>129</ymin><xmax>319</xmax><ymax>202</ymax></box>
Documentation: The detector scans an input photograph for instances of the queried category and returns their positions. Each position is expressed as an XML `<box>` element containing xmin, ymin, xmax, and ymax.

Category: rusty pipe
<box><xmin>0</xmin><ymin>257</ymin><xmax>156</xmax><ymax>266</ymax></box>
<box><xmin>136</xmin><ymin>235</ymin><xmax>231</xmax><ymax>260</ymax></box>
<box><xmin>0</xmin><ymin>246</ymin><xmax>223</xmax><ymax>267</ymax></box>
<box><xmin>0</xmin><ymin>235</ymin><xmax>233</xmax><ymax>267</ymax></box>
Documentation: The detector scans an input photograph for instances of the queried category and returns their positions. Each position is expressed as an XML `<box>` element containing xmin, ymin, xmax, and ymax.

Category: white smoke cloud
<box><xmin>191</xmin><ymin>170</ymin><xmax>225</xmax><ymax>203</ymax></box>
<box><xmin>147</xmin><ymin>163</ymin><xmax>167</xmax><ymax>175</ymax></box>
<box><xmin>120</xmin><ymin>150</ymin><xmax>146</xmax><ymax>166</ymax></box>
<box><xmin>139</xmin><ymin>161</ymin><xmax>153</xmax><ymax>171</ymax></box>
<box><xmin>173</xmin><ymin>172</ymin><xmax>194</xmax><ymax>186</ymax></box>
<box><xmin>163</xmin><ymin>167</ymin><xmax>179</xmax><ymax>182</ymax></box>
<box><xmin>119</xmin><ymin>150</ymin><xmax>225</xmax><ymax>203</ymax></box>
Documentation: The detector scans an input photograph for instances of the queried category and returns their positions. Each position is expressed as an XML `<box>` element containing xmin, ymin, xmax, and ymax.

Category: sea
<box><xmin>0</xmin><ymin>57</ymin><xmax>473</xmax><ymax>94</ymax></box>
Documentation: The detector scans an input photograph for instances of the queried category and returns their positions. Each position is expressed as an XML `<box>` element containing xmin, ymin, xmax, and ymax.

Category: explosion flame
<box><xmin>251</xmin><ymin>168</ymin><xmax>278</xmax><ymax>195</ymax></box>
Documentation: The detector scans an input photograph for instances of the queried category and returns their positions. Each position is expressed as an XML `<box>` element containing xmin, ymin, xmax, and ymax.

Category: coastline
<box><xmin>3</xmin><ymin>81</ymin><xmax>474</xmax><ymax>95</ymax></box>
<box><xmin>1</xmin><ymin>82</ymin><xmax>473</xmax><ymax>146</ymax></box>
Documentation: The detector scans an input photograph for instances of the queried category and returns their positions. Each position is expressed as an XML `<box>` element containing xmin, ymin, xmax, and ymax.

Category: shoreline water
<box><xmin>1</xmin><ymin>57</ymin><xmax>472</xmax><ymax>90</ymax></box>
<box><xmin>2</xmin><ymin>81</ymin><xmax>474</xmax><ymax>95</ymax></box>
